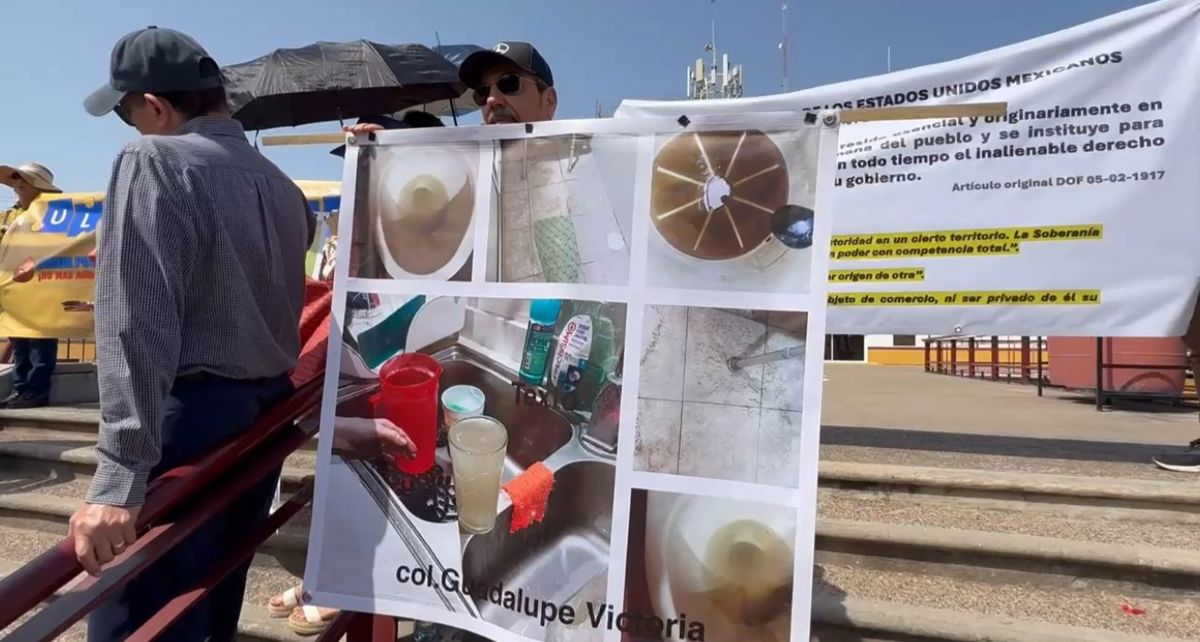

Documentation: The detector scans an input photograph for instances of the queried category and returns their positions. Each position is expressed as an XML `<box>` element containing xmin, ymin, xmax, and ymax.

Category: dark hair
<box><xmin>129</xmin><ymin>58</ymin><xmax>230</xmax><ymax>120</ymax></box>
<box><xmin>154</xmin><ymin>86</ymin><xmax>229</xmax><ymax>119</ymax></box>
<box><xmin>401</xmin><ymin>110</ymin><xmax>444</xmax><ymax>128</ymax></box>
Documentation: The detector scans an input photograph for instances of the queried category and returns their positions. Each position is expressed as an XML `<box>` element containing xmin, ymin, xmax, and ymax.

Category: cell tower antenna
<box><xmin>781</xmin><ymin>1</ymin><xmax>789</xmax><ymax>90</ymax></box>
<box><xmin>711</xmin><ymin>0</ymin><xmax>718</xmax><ymax>77</ymax></box>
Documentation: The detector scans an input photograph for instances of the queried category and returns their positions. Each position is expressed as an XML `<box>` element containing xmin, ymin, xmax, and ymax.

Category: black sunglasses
<box><xmin>114</xmin><ymin>95</ymin><xmax>136</xmax><ymax>127</ymax></box>
<box><xmin>472</xmin><ymin>74</ymin><xmax>537</xmax><ymax>107</ymax></box>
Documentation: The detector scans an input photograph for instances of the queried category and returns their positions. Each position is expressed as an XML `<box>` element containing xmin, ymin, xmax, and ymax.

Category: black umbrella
<box><xmin>422</xmin><ymin>44</ymin><xmax>486</xmax><ymax>118</ymax></box>
<box><xmin>362</xmin><ymin>44</ymin><xmax>487</xmax><ymax>122</ymax></box>
<box><xmin>223</xmin><ymin>40</ymin><xmax>465</xmax><ymax>130</ymax></box>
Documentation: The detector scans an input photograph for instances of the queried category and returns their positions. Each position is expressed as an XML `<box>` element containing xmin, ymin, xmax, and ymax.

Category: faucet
<box><xmin>580</xmin><ymin>356</ymin><xmax>623</xmax><ymax>457</ymax></box>
<box><xmin>727</xmin><ymin>344</ymin><xmax>804</xmax><ymax>372</ymax></box>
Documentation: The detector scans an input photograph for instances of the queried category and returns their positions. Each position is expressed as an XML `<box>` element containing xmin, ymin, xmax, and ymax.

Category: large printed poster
<box><xmin>617</xmin><ymin>0</ymin><xmax>1200</xmax><ymax>337</ymax></box>
<box><xmin>305</xmin><ymin>113</ymin><xmax>840</xmax><ymax>642</ymax></box>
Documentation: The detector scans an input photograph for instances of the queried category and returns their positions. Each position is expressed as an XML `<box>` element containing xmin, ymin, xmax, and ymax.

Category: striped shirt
<box><xmin>88</xmin><ymin>117</ymin><xmax>315</xmax><ymax>507</ymax></box>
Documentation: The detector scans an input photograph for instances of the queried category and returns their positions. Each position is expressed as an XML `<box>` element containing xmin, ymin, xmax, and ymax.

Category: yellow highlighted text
<box><xmin>828</xmin><ymin>289</ymin><xmax>1102</xmax><ymax>307</ymax></box>
<box><xmin>830</xmin><ymin>224</ymin><xmax>1102</xmax><ymax>261</ymax></box>
<box><xmin>829</xmin><ymin>267</ymin><xmax>926</xmax><ymax>284</ymax></box>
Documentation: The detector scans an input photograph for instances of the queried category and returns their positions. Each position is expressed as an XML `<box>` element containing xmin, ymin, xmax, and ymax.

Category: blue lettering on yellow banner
<box><xmin>41</xmin><ymin>200</ymin><xmax>74</xmax><ymax>234</ymax></box>
<box><xmin>69</xmin><ymin>201</ymin><xmax>102</xmax><ymax>237</ymax></box>
<box><xmin>40</xmin><ymin>199</ymin><xmax>103</xmax><ymax>237</ymax></box>
<box><xmin>37</xmin><ymin>256</ymin><xmax>74</xmax><ymax>270</ymax></box>
<box><xmin>306</xmin><ymin>196</ymin><xmax>342</xmax><ymax>214</ymax></box>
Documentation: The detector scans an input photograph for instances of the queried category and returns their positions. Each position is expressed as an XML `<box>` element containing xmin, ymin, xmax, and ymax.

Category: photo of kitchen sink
<box><xmin>322</xmin><ymin>293</ymin><xmax>625</xmax><ymax>638</ymax></box>
<box><xmin>461</xmin><ymin>459</ymin><xmax>614</xmax><ymax>639</ymax></box>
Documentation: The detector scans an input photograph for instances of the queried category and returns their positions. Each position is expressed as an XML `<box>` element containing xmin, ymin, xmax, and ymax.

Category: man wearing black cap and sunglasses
<box><xmin>460</xmin><ymin>41</ymin><xmax>558</xmax><ymax>124</ymax></box>
<box><xmin>73</xmin><ymin>26</ymin><xmax>313</xmax><ymax>642</ymax></box>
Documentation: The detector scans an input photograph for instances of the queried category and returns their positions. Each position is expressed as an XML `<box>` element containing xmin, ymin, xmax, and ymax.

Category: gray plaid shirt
<box><xmin>88</xmin><ymin>117</ymin><xmax>315</xmax><ymax>507</ymax></box>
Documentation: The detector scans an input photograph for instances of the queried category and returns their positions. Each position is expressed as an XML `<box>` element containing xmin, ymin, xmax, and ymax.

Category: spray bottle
<box><xmin>519</xmin><ymin>299</ymin><xmax>562</xmax><ymax>385</ymax></box>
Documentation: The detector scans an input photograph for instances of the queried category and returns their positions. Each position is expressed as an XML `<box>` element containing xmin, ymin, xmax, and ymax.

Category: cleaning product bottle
<box><xmin>577</xmin><ymin>301</ymin><xmax>622</xmax><ymax>411</ymax></box>
<box><xmin>550</xmin><ymin>313</ymin><xmax>594</xmax><ymax>409</ymax></box>
<box><xmin>519</xmin><ymin>299</ymin><xmax>561</xmax><ymax>385</ymax></box>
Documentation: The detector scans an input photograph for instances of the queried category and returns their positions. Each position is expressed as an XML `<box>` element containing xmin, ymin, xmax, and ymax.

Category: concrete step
<box><xmin>0</xmin><ymin>426</ymin><xmax>316</xmax><ymax>492</ymax></box>
<box><xmin>818</xmin><ymin>487</ymin><xmax>1200</xmax><ymax>548</ymax></box>
<box><xmin>0</xmin><ymin>406</ymin><xmax>100</xmax><ymax>433</ymax></box>
<box><xmin>0</xmin><ymin>362</ymin><xmax>100</xmax><ymax>407</ymax></box>
<box><xmin>0</xmin><ymin>406</ymin><xmax>349</xmax><ymax>640</ymax></box>
<box><xmin>0</xmin><ymin>405</ymin><xmax>320</xmax><ymax>451</ymax></box>
<box><xmin>813</xmin><ymin>464</ymin><xmax>1200</xmax><ymax>640</ymax></box>
<box><xmin>814</xmin><ymin>563</ymin><xmax>1200</xmax><ymax>641</ymax></box>
<box><xmin>816</xmin><ymin>517</ymin><xmax>1200</xmax><ymax>597</ymax></box>
<box><xmin>0</xmin><ymin>524</ymin><xmax>318</xmax><ymax>642</ymax></box>
<box><xmin>819</xmin><ymin>461</ymin><xmax>1200</xmax><ymax>517</ymax></box>
<box><xmin>820</xmin><ymin>441</ymin><xmax>1197</xmax><ymax>482</ymax></box>
<box><xmin>0</xmin><ymin>489</ymin><xmax>311</xmax><ymax>567</ymax></box>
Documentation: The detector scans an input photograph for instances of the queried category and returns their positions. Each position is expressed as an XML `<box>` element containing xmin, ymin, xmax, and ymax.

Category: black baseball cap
<box><xmin>84</xmin><ymin>26</ymin><xmax>223</xmax><ymax>117</ymax></box>
<box><xmin>459</xmin><ymin>41</ymin><xmax>554</xmax><ymax>89</ymax></box>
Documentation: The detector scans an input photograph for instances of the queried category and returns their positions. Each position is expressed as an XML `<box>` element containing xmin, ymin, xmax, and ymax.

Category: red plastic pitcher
<box><xmin>371</xmin><ymin>353</ymin><xmax>443</xmax><ymax>475</ymax></box>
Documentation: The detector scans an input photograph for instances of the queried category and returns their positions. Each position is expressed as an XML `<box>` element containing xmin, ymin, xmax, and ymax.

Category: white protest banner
<box><xmin>304</xmin><ymin>113</ymin><xmax>839</xmax><ymax>642</ymax></box>
<box><xmin>617</xmin><ymin>0</ymin><xmax>1200</xmax><ymax>337</ymax></box>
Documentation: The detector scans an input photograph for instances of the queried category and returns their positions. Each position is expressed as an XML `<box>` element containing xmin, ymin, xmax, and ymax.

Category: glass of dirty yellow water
<box><xmin>448</xmin><ymin>416</ymin><xmax>508</xmax><ymax>534</ymax></box>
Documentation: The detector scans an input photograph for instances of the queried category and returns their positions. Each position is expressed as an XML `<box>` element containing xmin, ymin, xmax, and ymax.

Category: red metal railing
<box><xmin>1090</xmin><ymin>337</ymin><xmax>1192</xmax><ymax>411</ymax></box>
<box><xmin>0</xmin><ymin>375</ymin><xmax>400</xmax><ymax>640</ymax></box>
<box><xmin>924</xmin><ymin>335</ymin><xmax>1048</xmax><ymax>390</ymax></box>
<box><xmin>925</xmin><ymin>335</ymin><xmax>1195</xmax><ymax>411</ymax></box>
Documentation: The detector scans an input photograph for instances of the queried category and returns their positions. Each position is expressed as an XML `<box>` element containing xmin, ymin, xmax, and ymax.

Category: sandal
<box><xmin>288</xmin><ymin>604</ymin><xmax>340</xmax><ymax>636</ymax></box>
<box><xmin>267</xmin><ymin>585</ymin><xmax>304</xmax><ymax>619</ymax></box>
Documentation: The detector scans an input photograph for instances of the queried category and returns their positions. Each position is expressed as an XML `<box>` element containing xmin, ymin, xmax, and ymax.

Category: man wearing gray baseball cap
<box><xmin>76</xmin><ymin>26</ymin><xmax>313</xmax><ymax>642</ymax></box>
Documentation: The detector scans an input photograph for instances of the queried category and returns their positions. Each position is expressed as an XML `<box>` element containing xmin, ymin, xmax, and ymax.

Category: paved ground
<box><xmin>819</xmin><ymin>364</ymin><xmax>1199</xmax><ymax>476</ymax></box>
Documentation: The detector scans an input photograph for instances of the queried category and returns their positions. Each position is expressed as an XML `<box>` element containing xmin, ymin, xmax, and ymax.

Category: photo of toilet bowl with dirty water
<box><xmin>625</xmin><ymin>489</ymin><xmax>797</xmax><ymax>642</ymax></box>
<box><xmin>646</xmin><ymin>128</ymin><xmax>819</xmax><ymax>294</ymax></box>
<box><xmin>350</xmin><ymin>142</ymin><xmax>483</xmax><ymax>281</ymax></box>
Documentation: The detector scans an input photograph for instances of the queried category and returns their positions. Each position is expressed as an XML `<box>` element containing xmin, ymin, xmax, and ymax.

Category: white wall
<box><xmin>459</xmin><ymin>299</ymin><xmax>531</xmax><ymax>371</ymax></box>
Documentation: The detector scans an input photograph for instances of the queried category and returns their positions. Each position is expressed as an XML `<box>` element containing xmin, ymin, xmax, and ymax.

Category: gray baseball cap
<box><xmin>84</xmin><ymin>26</ymin><xmax>223</xmax><ymax>117</ymax></box>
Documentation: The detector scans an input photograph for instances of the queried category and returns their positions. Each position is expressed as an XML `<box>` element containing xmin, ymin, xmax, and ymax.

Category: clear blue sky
<box><xmin>1</xmin><ymin>0</ymin><xmax>1154</xmax><ymax>201</ymax></box>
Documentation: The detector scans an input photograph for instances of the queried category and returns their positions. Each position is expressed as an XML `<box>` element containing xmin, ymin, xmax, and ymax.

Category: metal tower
<box><xmin>686</xmin><ymin>1</ymin><xmax>744</xmax><ymax>100</ymax></box>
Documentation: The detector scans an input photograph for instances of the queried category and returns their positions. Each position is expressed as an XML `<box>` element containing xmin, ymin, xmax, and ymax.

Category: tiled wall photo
<box><xmin>634</xmin><ymin>304</ymin><xmax>808</xmax><ymax>487</ymax></box>
<box><xmin>490</xmin><ymin>135</ymin><xmax>633</xmax><ymax>285</ymax></box>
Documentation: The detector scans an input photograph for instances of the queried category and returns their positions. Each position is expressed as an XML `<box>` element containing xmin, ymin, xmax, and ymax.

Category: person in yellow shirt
<box><xmin>0</xmin><ymin>162</ymin><xmax>63</xmax><ymax>408</ymax></box>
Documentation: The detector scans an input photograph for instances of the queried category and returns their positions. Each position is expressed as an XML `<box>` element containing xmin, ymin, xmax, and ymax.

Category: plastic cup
<box><xmin>442</xmin><ymin>385</ymin><xmax>486</xmax><ymax>429</ymax></box>
<box><xmin>448</xmin><ymin>416</ymin><xmax>508</xmax><ymax>534</ymax></box>
<box><xmin>372</xmin><ymin>353</ymin><xmax>443</xmax><ymax>475</ymax></box>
